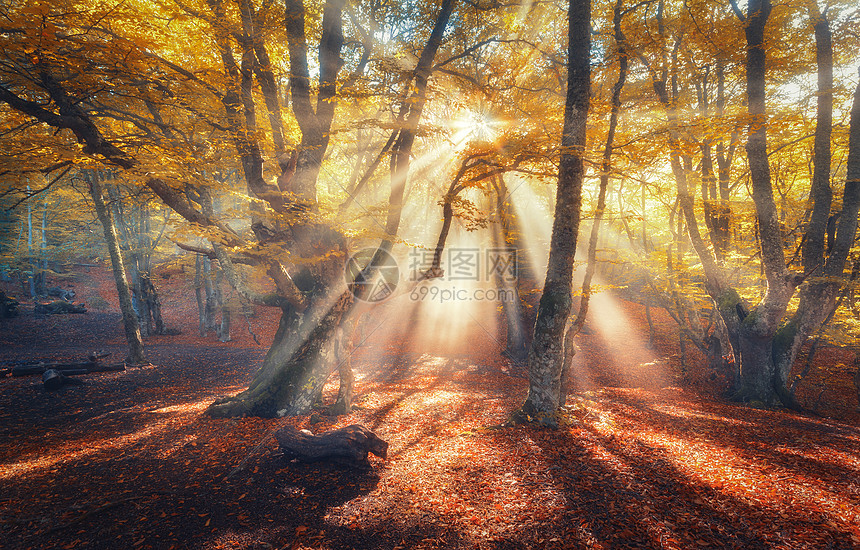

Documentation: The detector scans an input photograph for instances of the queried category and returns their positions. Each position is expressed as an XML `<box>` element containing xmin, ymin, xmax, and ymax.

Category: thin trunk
<box><xmin>521</xmin><ymin>0</ymin><xmax>591</xmax><ymax>421</ymax></box>
<box><xmin>617</xmin><ymin>187</ymin><xmax>638</xmax><ymax>249</ymax></box>
<box><xmin>107</xmin><ymin>186</ymin><xmax>149</xmax><ymax>336</ymax></box>
<box><xmin>204</xmin><ymin>256</ymin><xmax>217</xmax><ymax>335</ymax></box>
<box><xmin>26</xmin><ymin>185</ymin><xmax>34</xmax><ymax>299</ymax></box>
<box><xmin>384</xmin><ymin>0</ymin><xmax>456</xmax><ymax>246</ymax></box>
<box><xmin>641</xmin><ymin>183</ymin><xmax>647</xmax><ymax>252</ymax></box>
<box><xmin>142</xmin><ymin>274</ymin><xmax>165</xmax><ymax>335</ymax></box>
<box><xmin>36</xmin><ymin>196</ymin><xmax>47</xmax><ymax>296</ymax></box>
<box><xmin>493</xmin><ymin>175</ymin><xmax>527</xmax><ymax>363</ymax></box>
<box><xmin>196</xmin><ymin>254</ymin><xmax>207</xmax><ymax>337</ymax></box>
<box><xmin>644</xmin><ymin>302</ymin><xmax>655</xmax><ymax>345</ymax></box>
<box><xmin>698</xmin><ymin>67</ymin><xmax>725</xmax><ymax>263</ymax></box>
<box><xmin>86</xmin><ymin>171</ymin><xmax>146</xmax><ymax>365</ymax></box>
<box><xmin>139</xmin><ymin>206</ymin><xmax>166</xmax><ymax>334</ymax></box>
<box><xmin>331</xmin><ymin>321</ymin><xmax>354</xmax><ymax>415</ymax></box>
<box><xmin>715</xmin><ymin>57</ymin><xmax>737</xmax><ymax>205</ymax></box>
<box><xmin>561</xmin><ymin>0</ymin><xmax>628</xmax><ymax>402</ymax></box>
<box><xmin>216</xmin><ymin>266</ymin><xmax>231</xmax><ymax>342</ymax></box>
<box><xmin>802</xmin><ymin>4</ymin><xmax>833</xmax><ymax>275</ymax></box>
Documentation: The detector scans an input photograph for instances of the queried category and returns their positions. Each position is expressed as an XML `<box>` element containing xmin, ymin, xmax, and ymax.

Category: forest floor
<box><xmin>1</xmin><ymin>264</ymin><xmax>860</xmax><ymax>549</ymax></box>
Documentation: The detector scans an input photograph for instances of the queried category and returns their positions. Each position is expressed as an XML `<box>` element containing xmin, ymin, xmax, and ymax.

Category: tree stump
<box><xmin>1</xmin><ymin>291</ymin><xmax>19</xmax><ymax>318</ymax></box>
<box><xmin>274</xmin><ymin>424</ymin><xmax>388</xmax><ymax>466</ymax></box>
<box><xmin>42</xmin><ymin>369</ymin><xmax>84</xmax><ymax>390</ymax></box>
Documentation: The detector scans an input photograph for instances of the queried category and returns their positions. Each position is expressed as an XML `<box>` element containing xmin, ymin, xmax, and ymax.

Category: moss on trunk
<box><xmin>208</xmin><ymin>291</ymin><xmax>352</xmax><ymax>418</ymax></box>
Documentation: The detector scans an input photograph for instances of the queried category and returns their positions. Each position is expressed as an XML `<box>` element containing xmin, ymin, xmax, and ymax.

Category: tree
<box><xmin>106</xmin><ymin>183</ymin><xmax>171</xmax><ymax>337</ymax></box>
<box><xmin>83</xmin><ymin>169</ymin><xmax>147</xmax><ymax>365</ymax></box>
<box><xmin>561</xmin><ymin>0</ymin><xmax>632</xmax><ymax>401</ymax></box>
<box><xmin>0</xmin><ymin>0</ymin><xmax>471</xmax><ymax>416</ymax></box>
<box><xmin>519</xmin><ymin>0</ymin><xmax>591</xmax><ymax>422</ymax></box>
<box><xmin>666</xmin><ymin>0</ymin><xmax>860</xmax><ymax>406</ymax></box>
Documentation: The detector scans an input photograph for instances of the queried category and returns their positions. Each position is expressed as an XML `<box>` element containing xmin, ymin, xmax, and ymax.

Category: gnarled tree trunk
<box><xmin>208</xmin><ymin>288</ymin><xmax>353</xmax><ymax>417</ymax></box>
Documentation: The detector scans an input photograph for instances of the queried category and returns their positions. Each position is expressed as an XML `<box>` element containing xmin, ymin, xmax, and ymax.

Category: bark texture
<box><xmin>561</xmin><ymin>0</ymin><xmax>628</xmax><ymax>400</ymax></box>
<box><xmin>275</xmin><ymin>424</ymin><xmax>388</xmax><ymax>465</ymax></box>
<box><xmin>522</xmin><ymin>0</ymin><xmax>591</xmax><ymax>420</ymax></box>
<box><xmin>86</xmin><ymin>171</ymin><xmax>146</xmax><ymax>366</ymax></box>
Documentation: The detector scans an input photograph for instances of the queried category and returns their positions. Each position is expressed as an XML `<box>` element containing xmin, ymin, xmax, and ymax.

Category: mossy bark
<box><xmin>207</xmin><ymin>290</ymin><xmax>353</xmax><ymax>418</ymax></box>
<box><xmin>86</xmin><ymin>171</ymin><xmax>146</xmax><ymax>366</ymax></box>
<box><xmin>521</xmin><ymin>0</ymin><xmax>590</xmax><ymax>422</ymax></box>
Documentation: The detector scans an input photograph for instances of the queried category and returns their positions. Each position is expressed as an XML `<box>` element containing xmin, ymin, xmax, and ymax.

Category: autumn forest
<box><xmin>1</xmin><ymin>0</ymin><xmax>860</xmax><ymax>548</ymax></box>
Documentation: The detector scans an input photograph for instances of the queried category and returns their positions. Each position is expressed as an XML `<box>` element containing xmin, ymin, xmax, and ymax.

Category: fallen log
<box><xmin>13</xmin><ymin>362</ymin><xmax>94</xmax><ymax>377</ymax></box>
<box><xmin>89</xmin><ymin>351</ymin><xmax>111</xmax><ymax>362</ymax></box>
<box><xmin>274</xmin><ymin>424</ymin><xmax>388</xmax><ymax>466</ymax></box>
<box><xmin>34</xmin><ymin>301</ymin><xmax>87</xmax><ymax>314</ymax></box>
<box><xmin>89</xmin><ymin>363</ymin><xmax>126</xmax><ymax>373</ymax></box>
<box><xmin>11</xmin><ymin>362</ymin><xmax>124</xmax><ymax>377</ymax></box>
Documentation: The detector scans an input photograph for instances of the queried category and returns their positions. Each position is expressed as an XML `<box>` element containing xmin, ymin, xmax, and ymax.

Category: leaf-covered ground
<box><xmin>2</xmin><ymin>266</ymin><xmax>860</xmax><ymax>549</ymax></box>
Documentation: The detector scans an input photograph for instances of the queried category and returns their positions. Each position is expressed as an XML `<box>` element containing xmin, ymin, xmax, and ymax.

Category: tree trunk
<box><xmin>37</xmin><ymin>197</ymin><xmax>48</xmax><ymax>296</ymax></box>
<box><xmin>203</xmin><ymin>256</ymin><xmax>217</xmax><ymax>335</ymax></box>
<box><xmin>284</xmin><ymin>0</ymin><xmax>346</xmax><ymax>203</ymax></box>
<box><xmin>715</xmin><ymin>56</ymin><xmax>737</xmax><ymax>208</ymax></box>
<box><xmin>520</xmin><ymin>0</ymin><xmax>590</xmax><ymax>422</ymax></box>
<box><xmin>207</xmin><ymin>289</ymin><xmax>353</xmax><ymax>417</ymax></box>
<box><xmin>561</xmin><ymin>0</ymin><xmax>628</xmax><ymax>402</ymax></box>
<box><xmin>216</xmin><ymin>266</ymin><xmax>231</xmax><ymax>342</ymax></box>
<box><xmin>331</xmin><ymin>321</ymin><xmax>354</xmax><ymax>415</ymax></box>
<box><xmin>141</xmin><ymin>274</ymin><xmax>166</xmax><ymax>335</ymax></box>
<box><xmin>802</xmin><ymin>3</ymin><xmax>833</xmax><ymax>275</ymax></box>
<box><xmin>195</xmin><ymin>253</ymin><xmax>208</xmax><ymax>337</ymax></box>
<box><xmin>384</xmin><ymin>0</ymin><xmax>456</xmax><ymax>245</ymax></box>
<box><xmin>26</xmin><ymin>184</ymin><xmax>35</xmax><ymax>299</ymax></box>
<box><xmin>85</xmin><ymin>171</ymin><xmax>146</xmax><ymax>365</ymax></box>
<box><xmin>493</xmin><ymin>175</ymin><xmax>527</xmax><ymax>364</ymax></box>
<box><xmin>726</xmin><ymin>0</ymin><xmax>795</xmax><ymax>405</ymax></box>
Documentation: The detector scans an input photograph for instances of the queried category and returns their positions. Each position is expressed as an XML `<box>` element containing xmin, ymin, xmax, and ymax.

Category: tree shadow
<box><xmin>600</xmin><ymin>389</ymin><xmax>860</xmax><ymax>494</ymax></box>
<box><xmin>495</xmin><ymin>421</ymin><xmax>858</xmax><ymax>549</ymax></box>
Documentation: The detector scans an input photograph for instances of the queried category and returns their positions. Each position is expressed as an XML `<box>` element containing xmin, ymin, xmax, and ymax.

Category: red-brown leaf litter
<box><xmin>2</xmin><ymin>265</ymin><xmax>859</xmax><ymax>549</ymax></box>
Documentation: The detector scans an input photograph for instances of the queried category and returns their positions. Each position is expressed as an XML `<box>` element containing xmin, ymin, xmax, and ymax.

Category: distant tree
<box><xmin>83</xmin><ymin>169</ymin><xmax>146</xmax><ymax>365</ymax></box>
